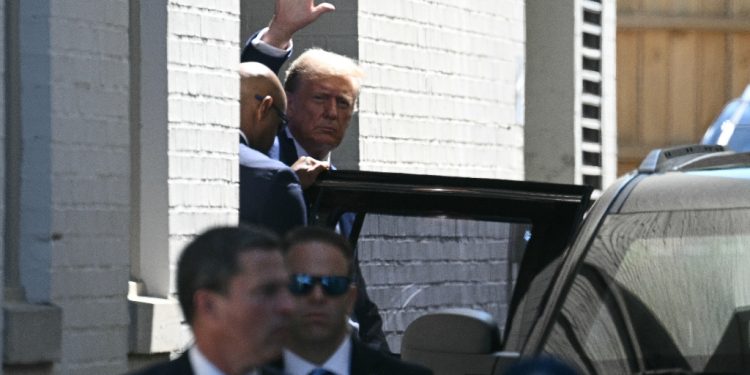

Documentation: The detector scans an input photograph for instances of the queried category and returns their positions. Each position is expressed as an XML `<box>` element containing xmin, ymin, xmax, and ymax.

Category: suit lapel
<box><xmin>170</xmin><ymin>352</ymin><xmax>195</xmax><ymax>375</ymax></box>
<box><xmin>350</xmin><ymin>340</ymin><xmax>380</xmax><ymax>375</ymax></box>
<box><xmin>276</xmin><ymin>130</ymin><xmax>299</xmax><ymax>167</ymax></box>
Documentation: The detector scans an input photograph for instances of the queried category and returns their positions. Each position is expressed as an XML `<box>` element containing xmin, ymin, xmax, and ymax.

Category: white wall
<box><xmin>47</xmin><ymin>0</ymin><xmax>131</xmax><ymax>373</ymax></box>
<box><xmin>165</xmin><ymin>0</ymin><xmax>241</xmax><ymax>295</ymax></box>
<box><xmin>357</xmin><ymin>0</ymin><xmax>526</xmax><ymax>179</ymax></box>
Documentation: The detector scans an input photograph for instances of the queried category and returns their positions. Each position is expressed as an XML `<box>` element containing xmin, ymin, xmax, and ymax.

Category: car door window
<box><xmin>354</xmin><ymin>213</ymin><xmax>532</xmax><ymax>353</ymax></box>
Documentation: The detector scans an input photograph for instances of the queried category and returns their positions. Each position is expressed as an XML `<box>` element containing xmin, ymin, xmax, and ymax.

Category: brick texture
<box><xmin>358</xmin><ymin>0</ymin><xmax>526</xmax><ymax>179</ymax></box>
<box><xmin>166</xmin><ymin>0</ymin><xmax>241</xmax><ymax>294</ymax></box>
<box><xmin>46</xmin><ymin>0</ymin><xmax>130</xmax><ymax>372</ymax></box>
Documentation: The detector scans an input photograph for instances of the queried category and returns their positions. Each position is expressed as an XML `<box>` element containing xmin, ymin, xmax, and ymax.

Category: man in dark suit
<box><xmin>241</xmin><ymin>0</ymin><xmax>388</xmax><ymax>352</ymax></box>
<box><xmin>130</xmin><ymin>226</ymin><xmax>294</xmax><ymax>375</ymax></box>
<box><xmin>239</xmin><ymin>62</ymin><xmax>327</xmax><ymax>236</ymax></box>
<box><xmin>239</xmin><ymin>1</ymin><xmax>362</xmax><ymax>167</ymax></box>
<box><xmin>276</xmin><ymin>227</ymin><xmax>434</xmax><ymax>375</ymax></box>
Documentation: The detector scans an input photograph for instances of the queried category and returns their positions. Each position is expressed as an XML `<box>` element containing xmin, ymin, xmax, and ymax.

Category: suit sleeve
<box><xmin>240</xmin><ymin>30</ymin><xmax>292</xmax><ymax>75</ymax></box>
<box><xmin>260</xmin><ymin>167</ymin><xmax>307</xmax><ymax>236</ymax></box>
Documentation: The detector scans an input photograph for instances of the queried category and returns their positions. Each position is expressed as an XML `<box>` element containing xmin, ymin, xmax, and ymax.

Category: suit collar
<box><xmin>239</xmin><ymin>130</ymin><xmax>249</xmax><ymax>146</ymax></box>
<box><xmin>277</xmin><ymin>128</ymin><xmax>333</xmax><ymax>167</ymax></box>
<box><xmin>282</xmin><ymin>337</ymin><xmax>351</xmax><ymax>375</ymax></box>
<box><xmin>349</xmin><ymin>339</ymin><xmax>381</xmax><ymax>375</ymax></box>
<box><xmin>277</xmin><ymin>128</ymin><xmax>300</xmax><ymax>166</ymax></box>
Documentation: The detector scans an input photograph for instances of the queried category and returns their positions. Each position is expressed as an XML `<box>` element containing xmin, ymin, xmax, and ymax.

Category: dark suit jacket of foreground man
<box><xmin>130</xmin><ymin>352</ymin><xmax>192</xmax><ymax>375</ymax></box>
<box><xmin>263</xmin><ymin>339</ymin><xmax>434</xmax><ymax>375</ymax></box>
<box><xmin>131</xmin><ymin>352</ymin><xmax>285</xmax><ymax>375</ymax></box>
<box><xmin>239</xmin><ymin>139</ymin><xmax>306</xmax><ymax>236</ymax></box>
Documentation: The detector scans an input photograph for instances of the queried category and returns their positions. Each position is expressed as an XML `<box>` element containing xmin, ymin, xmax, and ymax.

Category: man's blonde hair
<box><xmin>284</xmin><ymin>48</ymin><xmax>365</xmax><ymax>94</ymax></box>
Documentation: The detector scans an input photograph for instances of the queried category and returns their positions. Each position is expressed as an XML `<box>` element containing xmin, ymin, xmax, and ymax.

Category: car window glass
<box><xmin>541</xmin><ymin>208</ymin><xmax>750</xmax><ymax>375</ymax></box>
<box><xmin>727</xmin><ymin>127</ymin><xmax>750</xmax><ymax>152</ymax></box>
<box><xmin>355</xmin><ymin>213</ymin><xmax>532</xmax><ymax>353</ymax></box>
<box><xmin>704</xmin><ymin>101</ymin><xmax>740</xmax><ymax>144</ymax></box>
<box><xmin>739</xmin><ymin>103</ymin><xmax>750</xmax><ymax>125</ymax></box>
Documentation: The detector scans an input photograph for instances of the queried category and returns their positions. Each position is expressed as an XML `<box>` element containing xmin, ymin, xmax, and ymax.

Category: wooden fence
<box><xmin>617</xmin><ymin>0</ymin><xmax>750</xmax><ymax>174</ymax></box>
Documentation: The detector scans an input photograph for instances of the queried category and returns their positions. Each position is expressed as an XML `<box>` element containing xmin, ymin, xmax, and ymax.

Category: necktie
<box><xmin>308</xmin><ymin>369</ymin><xmax>335</xmax><ymax>375</ymax></box>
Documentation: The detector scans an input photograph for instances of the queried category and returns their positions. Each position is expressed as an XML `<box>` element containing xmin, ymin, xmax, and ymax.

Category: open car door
<box><xmin>305</xmin><ymin>170</ymin><xmax>592</xmax><ymax>373</ymax></box>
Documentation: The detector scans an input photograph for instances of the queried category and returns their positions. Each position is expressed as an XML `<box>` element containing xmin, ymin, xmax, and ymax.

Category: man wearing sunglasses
<box><xmin>239</xmin><ymin>62</ymin><xmax>328</xmax><ymax>236</ymax></box>
<box><xmin>277</xmin><ymin>227</ymin><xmax>434</xmax><ymax>375</ymax></box>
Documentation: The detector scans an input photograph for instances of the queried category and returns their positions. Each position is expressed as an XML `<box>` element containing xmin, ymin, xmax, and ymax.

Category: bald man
<box><xmin>239</xmin><ymin>62</ymin><xmax>326</xmax><ymax>236</ymax></box>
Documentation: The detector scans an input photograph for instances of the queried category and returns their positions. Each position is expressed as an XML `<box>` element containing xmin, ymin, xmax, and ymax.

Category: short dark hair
<box><xmin>177</xmin><ymin>225</ymin><xmax>280</xmax><ymax>325</ymax></box>
<box><xmin>282</xmin><ymin>226</ymin><xmax>354</xmax><ymax>277</ymax></box>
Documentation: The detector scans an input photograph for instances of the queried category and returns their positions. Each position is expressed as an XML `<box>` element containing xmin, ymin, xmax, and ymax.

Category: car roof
<box><xmin>619</xmin><ymin>167</ymin><xmax>750</xmax><ymax>213</ymax></box>
<box><xmin>620</xmin><ymin>147</ymin><xmax>750</xmax><ymax>212</ymax></box>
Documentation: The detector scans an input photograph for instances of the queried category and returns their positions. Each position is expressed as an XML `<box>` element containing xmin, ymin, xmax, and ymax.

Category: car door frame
<box><xmin>304</xmin><ymin>170</ymin><xmax>593</xmax><ymax>352</ymax></box>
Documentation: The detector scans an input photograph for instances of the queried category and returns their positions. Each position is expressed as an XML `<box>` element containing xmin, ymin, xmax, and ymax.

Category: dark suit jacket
<box><xmin>239</xmin><ymin>141</ymin><xmax>306</xmax><ymax>236</ymax></box>
<box><xmin>129</xmin><ymin>351</ymin><xmax>286</xmax><ymax>375</ymax></box>
<box><xmin>349</xmin><ymin>339</ymin><xmax>434</xmax><ymax>375</ymax></box>
<box><xmin>241</xmin><ymin>30</ymin><xmax>291</xmax><ymax>73</ymax></box>
<box><xmin>240</xmin><ymin>31</ymin><xmax>292</xmax><ymax>74</ymax></box>
<box><xmin>263</xmin><ymin>339</ymin><xmax>434</xmax><ymax>375</ymax></box>
<box><xmin>275</xmin><ymin>128</ymin><xmax>301</xmax><ymax>167</ymax></box>
<box><xmin>128</xmin><ymin>352</ymin><xmax>192</xmax><ymax>375</ymax></box>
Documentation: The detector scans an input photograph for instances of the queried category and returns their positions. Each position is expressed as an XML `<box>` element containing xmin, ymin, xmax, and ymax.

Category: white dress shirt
<box><xmin>283</xmin><ymin>337</ymin><xmax>352</xmax><ymax>375</ymax></box>
<box><xmin>188</xmin><ymin>345</ymin><xmax>258</xmax><ymax>375</ymax></box>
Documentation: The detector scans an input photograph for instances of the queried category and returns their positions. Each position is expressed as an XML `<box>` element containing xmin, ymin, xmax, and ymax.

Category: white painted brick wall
<box><xmin>47</xmin><ymin>0</ymin><xmax>131</xmax><ymax>373</ymax></box>
<box><xmin>358</xmin><ymin>0</ymin><xmax>526</xmax><ymax>179</ymax></box>
<box><xmin>166</xmin><ymin>0</ymin><xmax>240</xmax><ymax>295</ymax></box>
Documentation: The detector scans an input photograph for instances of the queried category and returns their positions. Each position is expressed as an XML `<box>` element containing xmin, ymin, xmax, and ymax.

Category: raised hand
<box><xmin>262</xmin><ymin>0</ymin><xmax>336</xmax><ymax>49</ymax></box>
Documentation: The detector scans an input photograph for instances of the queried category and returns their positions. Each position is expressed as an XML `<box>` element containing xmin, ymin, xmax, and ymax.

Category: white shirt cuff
<box><xmin>251</xmin><ymin>27</ymin><xmax>293</xmax><ymax>58</ymax></box>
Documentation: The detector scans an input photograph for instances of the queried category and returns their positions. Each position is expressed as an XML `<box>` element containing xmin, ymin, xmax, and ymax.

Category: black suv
<box><xmin>308</xmin><ymin>144</ymin><xmax>750</xmax><ymax>375</ymax></box>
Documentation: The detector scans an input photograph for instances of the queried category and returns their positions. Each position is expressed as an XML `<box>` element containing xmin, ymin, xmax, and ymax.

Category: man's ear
<box><xmin>256</xmin><ymin>95</ymin><xmax>274</xmax><ymax>121</ymax></box>
<box><xmin>194</xmin><ymin>289</ymin><xmax>221</xmax><ymax>322</ymax></box>
<box><xmin>285</xmin><ymin>91</ymin><xmax>296</xmax><ymax>114</ymax></box>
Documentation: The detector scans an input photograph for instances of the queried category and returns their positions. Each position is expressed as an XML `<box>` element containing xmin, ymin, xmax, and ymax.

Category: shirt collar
<box><xmin>239</xmin><ymin>129</ymin><xmax>249</xmax><ymax>146</ymax></box>
<box><xmin>285</xmin><ymin>127</ymin><xmax>330</xmax><ymax>163</ymax></box>
<box><xmin>189</xmin><ymin>345</ymin><xmax>259</xmax><ymax>375</ymax></box>
<box><xmin>283</xmin><ymin>337</ymin><xmax>351</xmax><ymax>375</ymax></box>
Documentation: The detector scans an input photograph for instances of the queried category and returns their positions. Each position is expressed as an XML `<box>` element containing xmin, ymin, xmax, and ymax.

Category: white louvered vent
<box><xmin>581</xmin><ymin>0</ymin><xmax>604</xmax><ymax>197</ymax></box>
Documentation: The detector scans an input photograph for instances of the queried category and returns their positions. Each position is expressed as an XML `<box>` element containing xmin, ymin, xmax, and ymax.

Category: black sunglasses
<box><xmin>289</xmin><ymin>274</ymin><xmax>352</xmax><ymax>297</ymax></box>
<box><xmin>255</xmin><ymin>95</ymin><xmax>290</xmax><ymax>130</ymax></box>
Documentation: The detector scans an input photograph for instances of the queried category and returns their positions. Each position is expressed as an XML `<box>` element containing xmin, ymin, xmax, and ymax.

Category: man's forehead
<box><xmin>301</xmin><ymin>75</ymin><xmax>358</xmax><ymax>94</ymax></box>
<box><xmin>287</xmin><ymin>242</ymin><xmax>348</xmax><ymax>265</ymax></box>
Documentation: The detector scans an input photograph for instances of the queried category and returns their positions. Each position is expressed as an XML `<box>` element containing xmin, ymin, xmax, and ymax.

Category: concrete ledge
<box><xmin>3</xmin><ymin>302</ymin><xmax>62</xmax><ymax>364</ymax></box>
<box><xmin>128</xmin><ymin>294</ymin><xmax>183</xmax><ymax>354</ymax></box>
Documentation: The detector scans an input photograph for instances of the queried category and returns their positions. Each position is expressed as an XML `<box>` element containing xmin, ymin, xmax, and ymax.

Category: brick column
<box><xmin>49</xmin><ymin>0</ymin><xmax>131</xmax><ymax>372</ymax></box>
<box><xmin>128</xmin><ymin>1</ymin><xmax>241</xmax><ymax>363</ymax></box>
<box><xmin>165</xmin><ymin>0</ymin><xmax>241</xmax><ymax>294</ymax></box>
